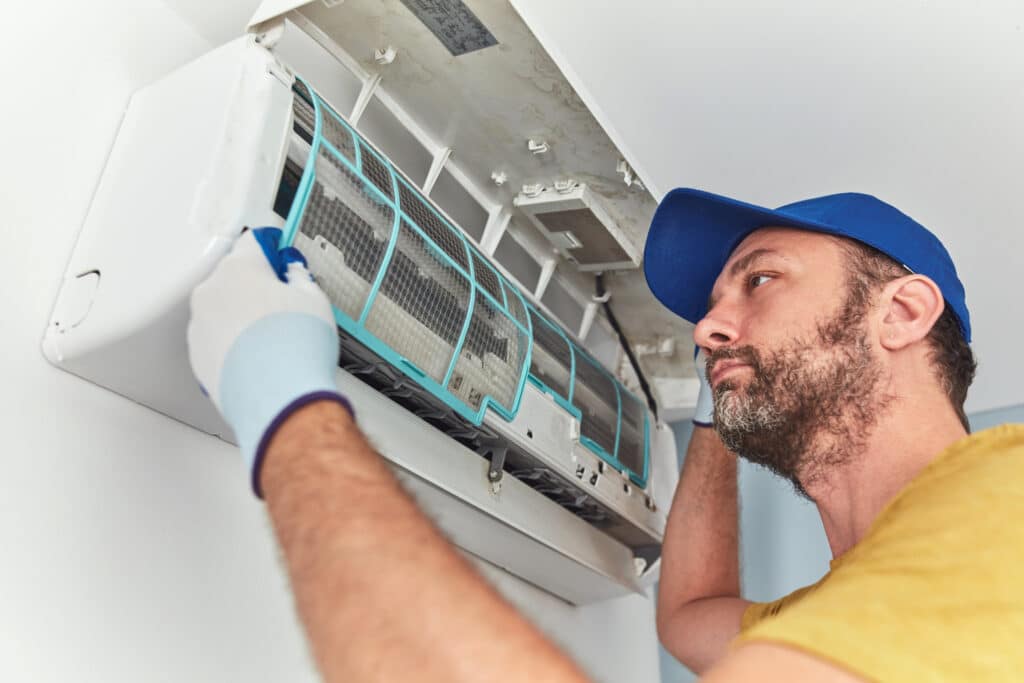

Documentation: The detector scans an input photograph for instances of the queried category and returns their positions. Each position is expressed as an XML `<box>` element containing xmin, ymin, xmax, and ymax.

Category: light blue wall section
<box><xmin>970</xmin><ymin>403</ymin><xmax>1024</xmax><ymax>431</ymax></box>
<box><xmin>659</xmin><ymin>403</ymin><xmax>1024</xmax><ymax>681</ymax></box>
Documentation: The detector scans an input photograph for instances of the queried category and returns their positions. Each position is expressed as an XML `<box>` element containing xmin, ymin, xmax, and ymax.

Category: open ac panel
<box><xmin>43</xmin><ymin>0</ymin><xmax>684</xmax><ymax>604</ymax></box>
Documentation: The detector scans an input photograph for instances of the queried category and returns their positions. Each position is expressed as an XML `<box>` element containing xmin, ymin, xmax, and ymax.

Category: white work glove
<box><xmin>187</xmin><ymin>227</ymin><xmax>352</xmax><ymax>496</ymax></box>
<box><xmin>693</xmin><ymin>348</ymin><xmax>713</xmax><ymax>427</ymax></box>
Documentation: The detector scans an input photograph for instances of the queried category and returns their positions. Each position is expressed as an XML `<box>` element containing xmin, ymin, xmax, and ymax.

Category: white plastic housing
<box><xmin>43</xmin><ymin>33</ymin><xmax>678</xmax><ymax>605</ymax></box>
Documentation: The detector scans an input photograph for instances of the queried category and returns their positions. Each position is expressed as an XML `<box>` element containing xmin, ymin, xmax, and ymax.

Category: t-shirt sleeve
<box><xmin>740</xmin><ymin>583</ymin><xmax>821</xmax><ymax>632</ymax></box>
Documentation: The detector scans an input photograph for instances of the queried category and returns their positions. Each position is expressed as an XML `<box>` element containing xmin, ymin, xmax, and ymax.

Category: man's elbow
<box><xmin>655</xmin><ymin>589</ymin><xmax>681</xmax><ymax>645</ymax></box>
<box><xmin>656</xmin><ymin>596</ymin><xmax>749</xmax><ymax>675</ymax></box>
<box><xmin>656</xmin><ymin>603</ymin><xmax>699</xmax><ymax>671</ymax></box>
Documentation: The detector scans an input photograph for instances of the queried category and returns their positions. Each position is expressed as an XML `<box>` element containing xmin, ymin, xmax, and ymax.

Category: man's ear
<box><xmin>878</xmin><ymin>275</ymin><xmax>944</xmax><ymax>350</ymax></box>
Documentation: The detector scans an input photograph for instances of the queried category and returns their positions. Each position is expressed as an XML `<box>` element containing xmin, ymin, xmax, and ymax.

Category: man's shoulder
<box><xmin>888</xmin><ymin>423</ymin><xmax>1024</xmax><ymax>517</ymax></box>
<box><xmin>935</xmin><ymin>423</ymin><xmax>1024</xmax><ymax>471</ymax></box>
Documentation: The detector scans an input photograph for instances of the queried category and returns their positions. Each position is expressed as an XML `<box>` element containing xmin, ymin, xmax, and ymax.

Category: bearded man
<box><xmin>648</xmin><ymin>189</ymin><xmax>1024</xmax><ymax>680</ymax></box>
<box><xmin>187</xmin><ymin>187</ymin><xmax>1023</xmax><ymax>681</ymax></box>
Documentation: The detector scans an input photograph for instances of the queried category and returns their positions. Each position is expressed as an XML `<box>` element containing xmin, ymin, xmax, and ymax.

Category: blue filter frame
<box><xmin>279</xmin><ymin>78</ymin><xmax>650</xmax><ymax>487</ymax></box>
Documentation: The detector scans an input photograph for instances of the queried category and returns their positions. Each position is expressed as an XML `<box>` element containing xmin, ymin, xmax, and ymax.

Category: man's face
<box><xmin>694</xmin><ymin>228</ymin><xmax>888</xmax><ymax>491</ymax></box>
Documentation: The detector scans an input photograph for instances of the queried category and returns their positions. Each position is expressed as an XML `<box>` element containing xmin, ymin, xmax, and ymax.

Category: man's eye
<box><xmin>749</xmin><ymin>273</ymin><xmax>773</xmax><ymax>289</ymax></box>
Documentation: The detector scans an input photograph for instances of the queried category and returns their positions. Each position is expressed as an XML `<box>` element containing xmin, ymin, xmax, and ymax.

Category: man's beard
<box><xmin>710</xmin><ymin>296</ymin><xmax>889</xmax><ymax>496</ymax></box>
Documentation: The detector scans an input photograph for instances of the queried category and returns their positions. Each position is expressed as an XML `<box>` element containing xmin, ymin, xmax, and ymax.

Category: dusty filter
<box><xmin>273</xmin><ymin>79</ymin><xmax>650</xmax><ymax>489</ymax></box>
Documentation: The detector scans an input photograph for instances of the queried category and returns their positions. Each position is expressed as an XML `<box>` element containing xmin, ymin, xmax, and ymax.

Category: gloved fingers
<box><xmin>279</xmin><ymin>246</ymin><xmax>309</xmax><ymax>273</ymax></box>
<box><xmin>284</xmin><ymin>260</ymin><xmax>334</xmax><ymax>319</ymax></box>
<box><xmin>250</xmin><ymin>227</ymin><xmax>291</xmax><ymax>282</ymax></box>
<box><xmin>243</xmin><ymin>228</ymin><xmax>315</xmax><ymax>286</ymax></box>
<box><xmin>285</xmin><ymin>259</ymin><xmax>316</xmax><ymax>285</ymax></box>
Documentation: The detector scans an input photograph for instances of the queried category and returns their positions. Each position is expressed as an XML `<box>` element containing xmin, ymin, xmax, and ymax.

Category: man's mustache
<box><xmin>705</xmin><ymin>346</ymin><xmax>762</xmax><ymax>379</ymax></box>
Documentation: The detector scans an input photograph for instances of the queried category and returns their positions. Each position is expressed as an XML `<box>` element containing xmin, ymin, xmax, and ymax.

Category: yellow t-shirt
<box><xmin>737</xmin><ymin>424</ymin><xmax>1024</xmax><ymax>681</ymax></box>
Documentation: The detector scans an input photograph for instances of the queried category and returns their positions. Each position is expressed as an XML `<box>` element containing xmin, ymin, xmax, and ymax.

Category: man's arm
<box><xmin>656</xmin><ymin>424</ymin><xmax>750</xmax><ymax>674</ymax></box>
<box><xmin>703</xmin><ymin>643</ymin><xmax>864</xmax><ymax>681</ymax></box>
<box><xmin>262</xmin><ymin>399</ymin><xmax>589</xmax><ymax>683</ymax></box>
<box><xmin>187</xmin><ymin>231</ymin><xmax>587</xmax><ymax>682</ymax></box>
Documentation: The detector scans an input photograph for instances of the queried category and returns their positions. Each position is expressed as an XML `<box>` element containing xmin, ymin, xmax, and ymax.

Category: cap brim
<box><xmin>643</xmin><ymin>188</ymin><xmax>837</xmax><ymax>324</ymax></box>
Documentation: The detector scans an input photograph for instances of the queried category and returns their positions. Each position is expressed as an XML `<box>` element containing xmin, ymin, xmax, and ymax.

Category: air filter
<box><xmin>275</xmin><ymin>79</ymin><xmax>649</xmax><ymax>488</ymax></box>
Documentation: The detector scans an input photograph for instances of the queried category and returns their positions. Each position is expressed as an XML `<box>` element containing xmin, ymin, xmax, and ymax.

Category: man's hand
<box><xmin>657</xmin><ymin>350</ymin><xmax>750</xmax><ymax>673</ymax></box>
<box><xmin>187</xmin><ymin>227</ymin><xmax>351</xmax><ymax>493</ymax></box>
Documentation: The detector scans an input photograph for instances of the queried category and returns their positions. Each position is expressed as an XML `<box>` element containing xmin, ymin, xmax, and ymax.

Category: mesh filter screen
<box><xmin>296</xmin><ymin>152</ymin><xmax>392</xmax><ymax>320</ymax></box>
<box><xmin>359</xmin><ymin>143</ymin><xmax>393</xmax><ymax>199</ymax></box>
<box><xmin>502</xmin><ymin>281</ymin><xmax>528</xmax><ymax>328</ymax></box>
<box><xmin>293</xmin><ymin>84</ymin><xmax>356</xmax><ymax>164</ymax></box>
<box><xmin>448</xmin><ymin>294</ymin><xmax>527</xmax><ymax>412</ymax></box>
<box><xmin>397</xmin><ymin>181</ymin><xmax>468</xmax><ymax>270</ymax></box>
<box><xmin>528</xmin><ymin>309</ymin><xmax>572</xmax><ymax>399</ymax></box>
<box><xmin>292</xmin><ymin>87</ymin><xmax>315</xmax><ymax>143</ymax></box>
<box><xmin>472</xmin><ymin>251</ymin><xmax>503</xmax><ymax>304</ymax></box>
<box><xmin>278</xmin><ymin>82</ymin><xmax>651</xmax><ymax>485</ymax></box>
<box><xmin>363</xmin><ymin>220</ymin><xmax>470</xmax><ymax>382</ymax></box>
<box><xmin>321</xmin><ymin>109</ymin><xmax>356</xmax><ymax>162</ymax></box>
<box><xmin>618</xmin><ymin>393</ymin><xmax>645</xmax><ymax>476</ymax></box>
<box><xmin>574</xmin><ymin>354</ymin><xmax>618</xmax><ymax>455</ymax></box>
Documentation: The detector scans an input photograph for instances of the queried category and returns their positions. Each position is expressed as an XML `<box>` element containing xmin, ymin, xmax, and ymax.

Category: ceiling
<box><xmin>511</xmin><ymin>0</ymin><xmax>1024</xmax><ymax>414</ymax></box>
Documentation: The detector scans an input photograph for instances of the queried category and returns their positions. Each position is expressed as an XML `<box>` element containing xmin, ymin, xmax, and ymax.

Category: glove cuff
<box><xmin>251</xmin><ymin>391</ymin><xmax>355</xmax><ymax>498</ymax></box>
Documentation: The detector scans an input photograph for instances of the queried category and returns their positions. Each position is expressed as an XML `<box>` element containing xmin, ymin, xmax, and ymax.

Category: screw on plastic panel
<box><xmin>633</xmin><ymin>336</ymin><xmax>677</xmax><ymax>358</ymax></box>
<box><xmin>520</xmin><ymin>181</ymin><xmax>544</xmax><ymax>197</ymax></box>
<box><xmin>487</xmin><ymin>447</ymin><xmax>507</xmax><ymax>494</ymax></box>
<box><xmin>491</xmin><ymin>170</ymin><xmax>508</xmax><ymax>186</ymax></box>
<box><xmin>554</xmin><ymin>178</ymin><xmax>579</xmax><ymax>194</ymax></box>
<box><xmin>616</xmin><ymin>159</ymin><xmax>635</xmax><ymax>186</ymax></box>
<box><xmin>374</xmin><ymin>46</ymin><xmax>397</xmax><ymax>65</ymax></box>
<box><xmin>527</xmin><ymin>139</ymin><xmax>550</xmax><ymax>155</ymax></box>
<box><xmin>254</xmin><ymin>21</ymin><xmax>286</xmax><ymax>49</ymax></box>
<box><xmin>616</xmin><ymin>159</ymin><xmax>645</xmax><ymax>189</ymax></box>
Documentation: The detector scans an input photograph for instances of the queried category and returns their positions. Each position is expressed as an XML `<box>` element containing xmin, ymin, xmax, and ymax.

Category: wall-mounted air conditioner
<box><xmin>43</xmin><ymin>2</ymin><xmax>678</xmax><ymax>605</ymax></box>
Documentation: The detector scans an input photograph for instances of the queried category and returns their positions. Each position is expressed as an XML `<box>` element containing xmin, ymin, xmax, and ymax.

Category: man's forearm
<box><xmin>656</xmin><ymin>425</ymin><xmax>748</xmax><ymax>672</ymax></box>
<box><xmin>261</xmin><ymin>399</ymin><xmax>589</xmax><ymax>683</ymax></box>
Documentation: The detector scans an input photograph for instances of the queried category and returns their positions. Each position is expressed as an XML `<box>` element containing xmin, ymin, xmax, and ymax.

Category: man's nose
<box><xmin>693</xmin><ymin>301</ymin><xmax>739</xmax><ymax>353</ymax></box>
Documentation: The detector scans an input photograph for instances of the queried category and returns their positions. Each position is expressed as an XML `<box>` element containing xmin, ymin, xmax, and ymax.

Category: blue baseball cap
<box><xmin>643</xmin><ymin>188</ymin><xmax>971</xmax><ymax>342</ymax></box>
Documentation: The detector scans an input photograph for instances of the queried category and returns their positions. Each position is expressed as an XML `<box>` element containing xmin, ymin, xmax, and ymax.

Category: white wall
<box><xmin>0</xmin><ymin>4</ymin><xmax>319</xmax><ymax>680</ymax></box>
<box><xmin>0</xmin><ymin>3</ymin><xmax>661</xmax><ymax>681</ymax></box>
